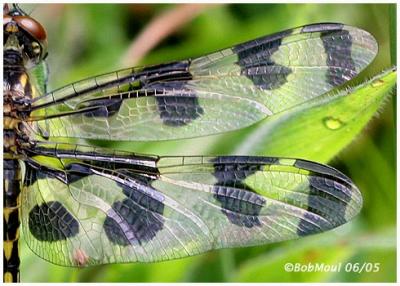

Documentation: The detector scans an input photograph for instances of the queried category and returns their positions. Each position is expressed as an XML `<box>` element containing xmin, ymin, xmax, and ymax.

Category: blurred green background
<box><xmin>19</xmin><ymin>3</ymin><xmax>395</xmax><ymax>282</ymax></box>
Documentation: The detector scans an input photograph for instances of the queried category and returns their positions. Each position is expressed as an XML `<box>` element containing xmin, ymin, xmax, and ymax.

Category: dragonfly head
<box><xmin>3</xmin><ymin>4</ymin><xmax>48</xmax><ymax>66</ymax></box>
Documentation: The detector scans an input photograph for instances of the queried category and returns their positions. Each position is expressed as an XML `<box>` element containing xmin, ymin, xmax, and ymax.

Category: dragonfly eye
<box><xmin>13</xmin><ymin>15</ymin><xmax>47</xmax><ymax>43</ymax></box>
<box><xmin>4</xmin><ymin>15</ymin><xmax>48</xmax><ymax>63</ymax></box>
<box><xmin>3</xmin><ymin>15</ymin><xmax>13</xmax><ymax>26</ymax></box>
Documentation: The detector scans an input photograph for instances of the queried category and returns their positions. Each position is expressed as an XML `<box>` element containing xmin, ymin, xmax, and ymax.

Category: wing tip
<box><xmin>300</xmin><ymin>22</ymin><xmax>378</xmax><ymax>55</ymax></box>
<box><xmin>294</xmin><ymin>159</ymin><xmax>363</xmax><ymax>229</ymax></box>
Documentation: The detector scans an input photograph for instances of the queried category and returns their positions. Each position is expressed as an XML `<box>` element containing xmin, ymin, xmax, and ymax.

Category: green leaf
<box><xmin>235</xmin><ymin>68</ymin><xmax>397</xmax><ymax>163</ymax></box>
<box><xmin>389</xmin><ymin>5</ymin><xmax>397</xmax><ymax>66</ymax></box>
<box><xmin>389</xmin><ymin>4</ymin><xmax>396</xmax><ymax>123</ymax></box>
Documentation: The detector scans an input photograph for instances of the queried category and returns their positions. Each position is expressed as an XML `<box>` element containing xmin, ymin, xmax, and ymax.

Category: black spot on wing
<box><xmin>244</xmin><ymin>65</ymin><xmax>292</xmax><ymax>90</ymax></box>
<box><xmin>62</xmin><ymin>154</ymin><xmax>159</xmax><ymax>183</ymax></box>
<box><xmin>211</xmin><ymin>157</ymin><xmax>277</xmax><ymax>228</ymax></box>
<box><xmin>213</xmin><ymin>187</ymin><xmax>266</xmax><ymax>228</ymax></box>
<box><xmin>141</xmin><ymin>61</ymin><xmax>204</xmax><ymax>126</ymax></box>
<box><xmin>232</xmin><ymin>29</ymin><xmax>293</xmax><ymax>90</ymax></box>
<box><xmin>79</xmin><ymin>60</ymin><xmax>203</xmax><ymax>125</ymax></box>
<box><xmin>294</xmin><ymin>159</ymin><xmax>354</xmax><ymax>236</ymax></box>
<box><xmin>104</xmin><ymin>178</ymin><xmax>165</xmax><ymax>246</ymax></box>
<box><xmin>24</xmin><ymin>161</ymin><xmax>55</xmax><ymax>187</ymax></box>
<box><xmin>145</xmin><ymin>81</ymin><xmax>204</xmax><ymax>127</ymax></box>
<box><xmin>321</xmin><ymin>28</ymin><xmax>356</xmax><ymax>86</ymax></box>
<box><xmin>296</xmin><ymin>175</ymin><xmax>352</xmax><ymax>236</ymax></box>
<box><xmin>65</xmin><ymin>163</ymin><xmax>94</xmax><ymax>184</ymax></box>
<box><xmin>25</xmin><ymin>161</ymin><xmax>94</xmax><ymax>187</ymax></box>
<box><xmin>28</xmin><ymin>201</ymin><xmax>79</xmax><ymax>242</ymax></box>
<box><xmin>155</xmin><ymin>86</ymin><xmax>204</xmax><ymax>126</ymax></box>
<box><xmin>75</xmin><ymin>61</ymin><xmax>190</xmax><ymax>119</ymax></box>
<box><xmin>294</xmin><ymin>159</ymin><xmax>352</xmax><ymax>184</ymax></box>
<box><xmin>82</xmin><ymin>98</ymin><xmax>123</xmax><ymax>118</ymax></box>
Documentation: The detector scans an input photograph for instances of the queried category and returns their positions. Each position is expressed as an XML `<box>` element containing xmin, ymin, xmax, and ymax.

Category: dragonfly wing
<box><xmin>29</xmin><ymin>23</ymin><xmax>378</xmax><ymax>141</ymax></box>
<box><xmin>22</xmin><ymin>144</ymin><xmax>362</xmax><ymax>266</ymax></box>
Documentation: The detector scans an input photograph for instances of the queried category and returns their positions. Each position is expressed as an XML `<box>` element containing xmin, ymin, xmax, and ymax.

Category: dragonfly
<box><xmin>3</xmin><ymin>3</ymin><xmax>378</xmax><ymax>283</ymax></box>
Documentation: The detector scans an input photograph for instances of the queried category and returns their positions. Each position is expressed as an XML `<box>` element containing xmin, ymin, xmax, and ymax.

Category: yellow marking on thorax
<box><xmin>4</xmin><ymin>117</ymin><xmax>20</xmax><ymax>129</ymax></box>
<box><xmin>4</xmin><ymin>272</ymin><xmax>14</xmax><ymax>283</ymax></box>
<box><xmin>4</xmin><ymin>241</ymin><xmax>14</xmax><ymax>260</ymax></box>
<box><xmin>5</xmin><ymin>23</ymin><xmax>19</xmax><ymax>33</ymax></box>
<box><xmin>3</xmin><ymin>153</ymin><xmax>22</xmax><ymax>160</ymax></box>
<box><xmin>3</xmin><ymin>104</ymin><xmax>12</xmax><ymax>113</ymax></box>
<box><xmin>31</xmin><ymin>84</ymin><xmax>38</xmax><ymax>97</ymax></box>
<box><xmin>19</xmin><ymin>73</ymin><xmax>28</xmax><ymax>87</ymax></box>
<box><xmin>3</xmin><ymin>207</ymin><xmax>20</xmax><ymax>222</ymax></box>
<box><xmin>3</xmin><ymin>208</ymin><xmax>12</xmax><ymax>222</ymax></box>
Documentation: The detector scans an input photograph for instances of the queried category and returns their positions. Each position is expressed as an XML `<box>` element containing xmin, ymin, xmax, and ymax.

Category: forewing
<box><xmin>22</xmin><ymin>144</ymin><xmax>362</xmax><ymax>266</ymax></box>
<box><xmin>29</xmin><ymin>23</ymin><xmax>377</xmax><ymax>141</ymax></box>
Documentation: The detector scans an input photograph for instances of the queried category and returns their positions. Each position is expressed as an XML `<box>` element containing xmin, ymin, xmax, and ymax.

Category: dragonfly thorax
<box><xmin>3</xmin><ymin>60</ymin><xmax>33</xmax><ymax>158</ymax></box>
<box><xmin>3</xmin><ymin>67</ymin><xmax>32</xmax><ymax>115</ymax></box>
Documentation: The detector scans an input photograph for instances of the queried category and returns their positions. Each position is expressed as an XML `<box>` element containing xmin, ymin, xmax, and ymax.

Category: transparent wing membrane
<box><xmin>28</xmin><ymin>23</ymin><xmax>377</xmax><ymax>141</ymax></box>
<box><xmin>22</xmin><ymin>143</ymin><xmax>362</xmax><ymax>266</ymax></box>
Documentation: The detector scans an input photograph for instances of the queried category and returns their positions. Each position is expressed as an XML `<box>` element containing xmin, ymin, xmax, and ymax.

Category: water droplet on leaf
<box><xmin>323</xmin><ymin>117</ymin><xmax>344</xmax><ymax>130</ymax></box>
<box><xmin>371</xmin><ymin>79</ymin><xmax>385</xmax><ymax>87</ymax></box>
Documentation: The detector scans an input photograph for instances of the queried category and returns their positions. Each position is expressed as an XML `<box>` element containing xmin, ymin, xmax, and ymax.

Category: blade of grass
<box><xmin>235</xmin><ymin>68</ymin><xmax>397</xmax><ymax>163</ymax></box>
